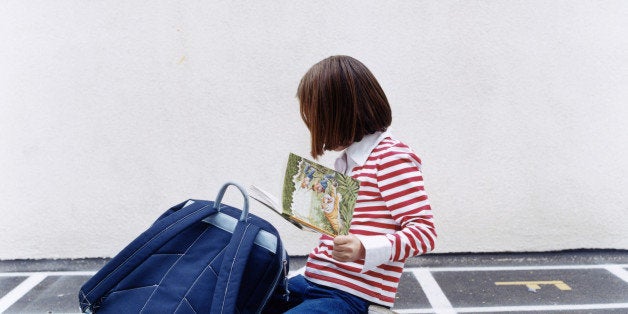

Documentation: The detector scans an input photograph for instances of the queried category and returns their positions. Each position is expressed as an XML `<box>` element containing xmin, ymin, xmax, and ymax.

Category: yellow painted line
<box><xmin>495</xmin><ymin>280</ymin><xmax>572</xmax><ymax>290</ymax></box>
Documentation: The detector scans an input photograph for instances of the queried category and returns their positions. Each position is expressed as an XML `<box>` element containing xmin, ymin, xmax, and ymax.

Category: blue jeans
<box><xmin>264</xmin><ymin>275</ymin><xmax>370</xmax><ymax>314</ymax></box>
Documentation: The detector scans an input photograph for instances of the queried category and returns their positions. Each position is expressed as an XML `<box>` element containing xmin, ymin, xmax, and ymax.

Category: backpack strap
<box><xmin>210</xmin><ymin>220</ymin><xmax>261</xmax><ymax>313</ymax></box>
<box><xmin>79</xmin><ymin>200</ymin><xmax>216</xmax><ymax>313</ymax></box>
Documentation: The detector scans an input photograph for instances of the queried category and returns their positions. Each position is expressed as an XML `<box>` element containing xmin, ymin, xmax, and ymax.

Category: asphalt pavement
<box><xmin>0</xmin><ymin>250</ymin><xmax>626</xmax><ymax>313</ymax></box>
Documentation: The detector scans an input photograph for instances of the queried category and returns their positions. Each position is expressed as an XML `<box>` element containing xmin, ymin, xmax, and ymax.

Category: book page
<box><xmin>249</xmin><ymin>184</ymin><xmax>306</xmax><ymax>231</ymax></box>
<box><xmin>282</xmin><ymin>153</ymin><xmax>358</xmax><ymax>236</ymax></box>
<box><xmin>249</xmin><ymin>185</ymin><xmax>280</xmax><ymax>212</ymax></box>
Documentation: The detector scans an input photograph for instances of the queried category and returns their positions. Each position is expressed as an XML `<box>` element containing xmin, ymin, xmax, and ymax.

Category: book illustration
<box><xmin>282</xmin><ymin>153</ymin><xmax>359</xmax><ymax>236</ymax></box>
<box><xmin>250</xmin><ymin>153</ymin><xmax>359</xmax><ymax>237</ymax></box>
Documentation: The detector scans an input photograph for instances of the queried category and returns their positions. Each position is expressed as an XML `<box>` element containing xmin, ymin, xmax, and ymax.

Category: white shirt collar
<box><xmin>335</xmin><ymin>129</ymin><xmax>392</xmax><ymax>175</ymax></box>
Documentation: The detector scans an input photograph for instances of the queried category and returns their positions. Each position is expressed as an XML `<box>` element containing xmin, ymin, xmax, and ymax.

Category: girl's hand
<box><xmin>332</xmin><ymin>234</ymin><xmax>365</xmax><ymax>262</ymax></box>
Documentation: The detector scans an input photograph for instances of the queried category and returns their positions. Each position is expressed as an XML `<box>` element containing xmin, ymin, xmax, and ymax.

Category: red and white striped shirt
<box><xmin>304</xmin><ymin>132</ymin><xmax>436</xmax><ymax>307</ymax></box>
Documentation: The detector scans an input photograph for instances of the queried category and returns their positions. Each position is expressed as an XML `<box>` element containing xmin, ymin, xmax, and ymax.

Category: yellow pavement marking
<box><xmin>495</xmin><ymin>280</ymin><xmax>572</xmax><ymax>290</ymax></box>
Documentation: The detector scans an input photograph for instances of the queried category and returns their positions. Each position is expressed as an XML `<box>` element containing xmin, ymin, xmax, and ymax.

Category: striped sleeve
<box><xmin>376</xmin><ymin>147</ymin><xmax>436</xmax><ymax>261</ymax></box>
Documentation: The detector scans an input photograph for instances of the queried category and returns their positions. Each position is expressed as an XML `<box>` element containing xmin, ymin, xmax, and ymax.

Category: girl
<box><xmin>272</xmin><ymin>55</ymin><xmax>436</xmax><ymax>313</ymax></box>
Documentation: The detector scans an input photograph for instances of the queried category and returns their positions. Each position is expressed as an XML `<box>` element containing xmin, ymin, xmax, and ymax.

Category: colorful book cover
<box><xmin>250</xmin><ymin>153</ymin><xmax>359</xmax><ymax>236</ymax></box>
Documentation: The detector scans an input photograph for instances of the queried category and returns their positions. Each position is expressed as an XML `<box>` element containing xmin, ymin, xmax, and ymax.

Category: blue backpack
<box><xmin>79</xmin><ymin>183</ymin><xmax>289</xmax><ymax>313</ymax></box>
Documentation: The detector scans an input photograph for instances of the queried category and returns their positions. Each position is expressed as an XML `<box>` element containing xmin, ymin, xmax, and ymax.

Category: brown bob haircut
<box><xmin>297</xmin><ymin>55</ymin><xmax>392</xmax><ymax>158</ymax></box>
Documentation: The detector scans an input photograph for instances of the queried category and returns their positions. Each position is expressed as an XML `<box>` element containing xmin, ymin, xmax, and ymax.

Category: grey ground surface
<box><xmin>0</xmin><ymin>250</ymin><xmax>626</xmax><ymax>313</ymax></box>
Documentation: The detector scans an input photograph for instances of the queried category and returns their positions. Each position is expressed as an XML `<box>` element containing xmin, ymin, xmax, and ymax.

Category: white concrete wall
<box><xmin>1</xmin><ymin>1</ymin><xmax>627</xmax><ymax>259</ymax></box>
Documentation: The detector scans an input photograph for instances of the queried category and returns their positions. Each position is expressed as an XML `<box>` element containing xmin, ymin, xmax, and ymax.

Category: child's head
<box><xmin>297</xmin><ymin>55</ymin><xmax>392</xmax><ymax>158</ymax></box>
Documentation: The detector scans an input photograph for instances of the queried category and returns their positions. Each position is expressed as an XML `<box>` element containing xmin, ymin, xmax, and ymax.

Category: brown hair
<box><xmin>297</xmin><ymin>55</ymin><xmax>392</xmax><ymax>158</ymax></box>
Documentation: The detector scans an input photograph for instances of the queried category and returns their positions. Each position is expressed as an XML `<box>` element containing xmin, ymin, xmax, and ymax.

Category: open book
<box><xmin>250</xmin><ymin>153</ymin><xmax>359</xmax><ymax>237</ymax></box>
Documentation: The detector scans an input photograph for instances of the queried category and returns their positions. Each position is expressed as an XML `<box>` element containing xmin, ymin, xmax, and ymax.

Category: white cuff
<box><xmin>356</xmin><ymin>235</ymin><xmax>392</xmax><ymax>273</ymax></box>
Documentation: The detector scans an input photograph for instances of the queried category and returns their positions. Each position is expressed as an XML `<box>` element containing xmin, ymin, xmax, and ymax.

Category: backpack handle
<box><xmin>213</xmin><ymin>182</ymin><xmax>249</xmax><ymax>221</ymax></box>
